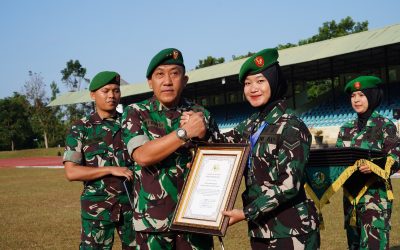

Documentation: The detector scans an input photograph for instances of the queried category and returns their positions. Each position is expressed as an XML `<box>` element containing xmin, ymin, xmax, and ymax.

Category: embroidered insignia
<box><xmin>283</xmin><ymin>140</ymin><xmax>300</xmax><ymax>151</ymax></box>
<box><xmin>173</xmin><ymin>50</ymin><xmax>179</xmax><ymax>59</ymax></box>
<box><xmin>354</xmin><ymin>81</ymin><xmax>361</xmax><ymax>90</ymax></box>
<box><xmin>312</xmin><ymin>171</ymin><xmax>327</xmax><ymax>189</ymax></box>
<box><xmin>254</xmin><ymin>56</ymin><xmax>264</xmax><ymax>68</ymax></box>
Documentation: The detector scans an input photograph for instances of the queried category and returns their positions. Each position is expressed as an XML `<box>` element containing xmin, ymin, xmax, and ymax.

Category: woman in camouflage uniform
<box><xmin>221</xmin><ymin>48</ymin><xmax>320</xmax><ymax>249</ymax></box>
<box><xmin>336</xmin><ymin>76</ymin><xmax>400</xmax><ymax>250</ymax></box>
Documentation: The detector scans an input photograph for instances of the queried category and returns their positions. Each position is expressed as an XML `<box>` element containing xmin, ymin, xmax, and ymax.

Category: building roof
<box><xmin>49</xmin><ymin>23</ymin><xmax>400</xmax><ymax>106</ymax></box>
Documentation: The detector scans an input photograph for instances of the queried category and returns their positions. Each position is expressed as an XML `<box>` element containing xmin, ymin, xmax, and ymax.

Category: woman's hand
<box><xmin>222</xmin><ymin>209</ymin><xmax>246</xmax><ymax>226</ymax></box>
<box><xmin>358</xmin><ymin>164</ymin><xmax>372</xmax><ymax>174</ymax></box>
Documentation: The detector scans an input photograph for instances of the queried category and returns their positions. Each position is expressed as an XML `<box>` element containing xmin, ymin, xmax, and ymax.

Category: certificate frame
<box><xmin>170</xmin><ymin>143</ymin><xmax>250</xmax><ymax>236</ymax></box>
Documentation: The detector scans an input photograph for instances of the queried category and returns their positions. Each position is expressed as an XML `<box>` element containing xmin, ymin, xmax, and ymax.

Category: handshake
<box><xmin>179</xmin><ymin>111</ymin><xmax>207</xmax><ymax>140</ymax></box>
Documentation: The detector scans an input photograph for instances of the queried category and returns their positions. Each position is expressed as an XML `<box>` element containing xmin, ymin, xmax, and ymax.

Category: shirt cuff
<box><xmin>127</xmin><ymin>134</ymin><xmax>150</xmax><ymax>156</ymax></box>
<box><xmin>63</xmin><ymin>150</ymin><xmax>82</xmax><ymax>164</ymax></box>
<box><xmin>243</xmin><ymin>204</ymin><xmax>259</xmax><ymax>221</ymax></box>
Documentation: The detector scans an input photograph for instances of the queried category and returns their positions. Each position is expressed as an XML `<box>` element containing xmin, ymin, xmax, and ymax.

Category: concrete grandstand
<box><xmin>49</xmin><ymin>23</ymin><xmax>400</xmax><ymax>147</ymax></box>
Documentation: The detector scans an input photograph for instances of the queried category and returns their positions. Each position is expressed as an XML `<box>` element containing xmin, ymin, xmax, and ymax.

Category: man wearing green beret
<box><xmin>122</xmin><ymin>48</ymin><xmax>220</xmax><ymax>249</ymax></box>
<box><xmin>337</xmin><ymin>75</ymin><xmax>400</xmax><ymax>249</ymax></box>
<box><xmin>63</xmin><ymin>71</ymin><xmax>136</xmax><ymax>249</ymax></box>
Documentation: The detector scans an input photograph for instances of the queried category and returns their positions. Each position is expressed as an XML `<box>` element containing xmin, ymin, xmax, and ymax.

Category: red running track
<box><xmin>0</xmin><ymin>156</ymin><xmax>63</xmax><ymax>168</ymax></box>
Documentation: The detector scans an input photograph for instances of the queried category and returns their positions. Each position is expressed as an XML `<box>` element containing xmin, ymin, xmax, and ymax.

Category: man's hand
<box><xmin>180</xmin><ymin>111</ymin><xmax>192</xmax><ymax>126</ymax></box>
<box><xmin>221</xmin><ymin>209</ymin><xmax>246</xmax><ymax>226</ymax></box>
<box><xmin>181</xmin><ymin>111</ymin><xmax>206</xmax><ymax>139</ymax></box>
<box><xmin>64</xmin><ymin>161</ymin><xmax>134</xmax><ymax>182</ymax></box>
<box><xmin>110</xmin><ymin>167</ymin><xmax>133</xmax><ymax>181</ymax></box>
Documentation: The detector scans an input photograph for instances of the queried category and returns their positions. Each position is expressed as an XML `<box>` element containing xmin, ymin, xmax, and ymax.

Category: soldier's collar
<box><xmin>263</xmin><ymin>100</ymin><xmax>287</xmax><ymax>124</ymax></box>
<box><xmin>364</xmin><ymin>111</ymin><xmax>380</xmax><ymax>127</ymax></box>
<box><xmin>89</xmin><ymin>112</ymin><xmax>120</xmax><ymax>123</ymax></box>
<box><xmin>151</xmin><ymin>96</ymin><xmax>191</xmax><ymax>112</ymax></box>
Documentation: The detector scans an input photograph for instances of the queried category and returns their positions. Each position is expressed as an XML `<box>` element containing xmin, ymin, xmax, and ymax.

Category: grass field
<box><xmin>0</xmin><ymin>168</ymin><xmax>399</xmax><ymax>249</ymax></box>
<box><xmin>0</xmin><ymin>147</ymin><xmax>63</xmax><ymax>159</ymax></box>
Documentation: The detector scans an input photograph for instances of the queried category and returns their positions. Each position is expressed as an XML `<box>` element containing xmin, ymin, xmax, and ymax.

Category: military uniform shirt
<box><xmin>121</xmin><ymin>96</ymin><xmax>220</xmax><ymax>232</ymax></box>
<box><xmin>64</xmin><ymin>112</ymin><xmax>133</xmax><ymax>222</ymax></box>
<box><xmin>336</xmin><ymin>111</ymin><xmax>400</xmax><ymax>206</ymax></box>
<box><xmin>224</xmin><ymin>101</ymin><xmax>319</xmax><ymax>238</ymax></box>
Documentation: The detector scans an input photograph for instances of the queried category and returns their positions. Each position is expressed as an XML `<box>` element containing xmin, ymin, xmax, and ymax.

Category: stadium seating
<box><xmin>208</xmin><ymin>103</ymin><xmax>254</xmax><ymax>129</ymax></box>
<box><xmin>210</xmin><ymin>88</ymin><xmax>400</xmax><ymax>130</ymax></box>
<box><xmin>300</xmin><ymin>101</ymin><xmax>399</xmax><ymax>128</ymax></box>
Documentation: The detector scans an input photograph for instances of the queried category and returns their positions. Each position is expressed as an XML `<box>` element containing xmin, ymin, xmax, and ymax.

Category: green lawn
<box><xmin>0</xmin><ymin>168</ymin><xmax>399</xmax><ymax>249</ymax></box>
<box><xmin>0</xmin><ymin>147</ymin><xmax>63</xmax><ymax>159</ymax></box>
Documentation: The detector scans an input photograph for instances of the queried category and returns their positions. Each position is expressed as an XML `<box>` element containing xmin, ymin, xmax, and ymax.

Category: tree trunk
<box><xmin>11</xmin><ymin>140</ymin><xmax>15</xmax><ymax>151</ymax></box>
<box><xmin>44</xmin><ymin>131</ymin><xmax>48</xmax><ymax>149</ymax></box>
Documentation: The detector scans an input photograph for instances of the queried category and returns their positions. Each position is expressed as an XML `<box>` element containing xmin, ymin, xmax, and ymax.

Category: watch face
<box><xmin>177</xmin><ymin>128</ymin><xmax>188</xmax><ymax>141</ymax></box>
<box><xmin>178</xmin><ymin>129</ymin><xmax>185</xmax><ymax>137</ymax></box>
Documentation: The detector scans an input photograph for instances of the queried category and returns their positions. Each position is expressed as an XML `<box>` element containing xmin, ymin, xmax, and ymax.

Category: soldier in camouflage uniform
<box><xmin>219</xmin><ymin>48</ymin><xmax>320</xmax><ymax>249</ymax></box>
<box><xmin>336</xmin><ymin>76</ymin><xmax>400</xmax><ymax>250</ymax></box>
<box><xmin>64</xmin><ymin>71</ymin><xmax>136</xmax><ymax>249</ymax></box>
<box><xmin>121</xmin><ymin>48</ymin><xmax>220</xmax><ymax>250</ymax></box>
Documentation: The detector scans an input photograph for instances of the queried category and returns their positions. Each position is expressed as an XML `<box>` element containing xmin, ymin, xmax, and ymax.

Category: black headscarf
<box><xmin>356</xmin><ymin>87</ymin><xmax>382</xmax><ymax>130</ymax></box>
<box><xmin>254</xmin><ymin>64</ymin><xmax>288</xmax><ymax>115</ymax></box>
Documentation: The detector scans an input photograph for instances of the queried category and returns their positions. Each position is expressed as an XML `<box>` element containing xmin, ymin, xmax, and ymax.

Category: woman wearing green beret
<box><xmin>220</xmin><ymin>48</ymin><xmax>320</xmax><ymax>249</ymax></box>
<box><xmin>336</xmin><ymin>76</ymin><xmax>400</xmax><ymax>249</ymax></box>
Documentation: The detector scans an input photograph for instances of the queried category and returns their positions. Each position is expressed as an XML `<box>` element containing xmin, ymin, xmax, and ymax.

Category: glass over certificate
<box><xmin>170</xmin><ymin>143</ymin><xmax>250</xmax><ymax>236</ymax></box>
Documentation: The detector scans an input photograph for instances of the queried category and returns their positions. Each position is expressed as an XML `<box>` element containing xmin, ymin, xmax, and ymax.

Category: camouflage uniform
<box><xmin>223</xmin><ymin>100</ymin><xmax>320</xmax><ymax>249</ymax></box>
<box><xmin>336</xmin><ymin>111</ymin><xmax>400</xmax><ymax>250</ymax></box>
<box><xmin>121</xmin><ymin>96</ymin><xmax>220</xmax><ymax>250</ymax></box>
<box><xmin>64</xmin><ymin>112</ymin><xmax>136</xmax><ymax>249</ymax></box>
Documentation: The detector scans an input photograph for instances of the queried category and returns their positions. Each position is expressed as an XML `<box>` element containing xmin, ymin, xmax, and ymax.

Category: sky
<box><xmin>1</xmin><ymin>0</ymin><xmax>400</xmax><ymax>99</ymax></box>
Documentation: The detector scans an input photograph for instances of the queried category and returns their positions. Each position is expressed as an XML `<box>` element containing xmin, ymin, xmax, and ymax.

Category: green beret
<box><xmin>344</xmin><ymin>76</ymin><xmax>382</xmax><ymax>94</ymax></box>
<box><xmin>238</xmin><ymin>48</ymin><xmax>279</xmax><ymax>84</ymax></box>
<box><xmin>146</xmin><ymin>48</ymin><xmax>184</xmax><ymax>79</ymax></box>
<box><xmin>89</xmin><ymin>71</ymin><xmax>120</xmax><ymax>91</ymax></box>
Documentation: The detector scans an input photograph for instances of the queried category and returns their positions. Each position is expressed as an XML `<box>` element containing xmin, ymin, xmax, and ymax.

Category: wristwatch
<box><xmin>176</xmin><ymin>128</ymin><xmax>189</xmax><ymax>142</ymax></box>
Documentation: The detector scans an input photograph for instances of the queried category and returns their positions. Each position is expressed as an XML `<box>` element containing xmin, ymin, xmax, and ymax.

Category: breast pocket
<box><xmin>83</xmin><ymin>142</ymin><xmax>108</xmax><ymax>167</ymax></box>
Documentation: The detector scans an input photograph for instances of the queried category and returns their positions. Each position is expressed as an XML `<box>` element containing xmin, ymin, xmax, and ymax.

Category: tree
<box><xmin>232</xmin><ymin>52</ymin><xmax>255</xmax><ymax>61</ymax></box>
<box><xmin>195</xmin><ymin>56</ymin><xmax>225</xmax><ymax>69</ymax></box>
<box><xmin>60</xmin><ymin>59</ymin><xmax>91</xmax><ymax>123</ymax></box>
<box><xmin>48</xmin><ymin>81</ymin><xmax>68</xmax><ymax>147</ymax></box>
<box><xmin>0</xmin><ymin>93</ymin><xmax>35</xmax><ymax>151</ymax></box>
<box><xmin>60</xmin><ymin>60</ymin><xmax>89</xmax><ymax>91</ymax></box>
<box><xmin>24</xmin><ymin>73</ymin><xmax>67</xmax><ymax>149</ymax></box>
<box><xmin>299</xmin><ymin>16</ymin><xmax>368</xmax><ymax>45</ymax></box>
<box><xmin>50</xmin><ymin>81</ymin><xmax>60</xmax><ymax>101</ymax></box>
<box><xmin>24</xmin><ymin>71</ymin><xmax>46</xmax><ymax>107</ymax></box>
<box><xmin>24</xmin><ymin>71</ymin><xmax>51</xmax><ymax>148</ymax></box>
<box><xmin>275</xmin><ymin>17</ymin><xmax>368</xmax><ymax>50</ymax></box>
<box><xmin>196</xmin><ymin>17</ymin><xmax>368</xmax><ymax>69</ymax></box>
<box><xmin>276</xmin><ymin>43</ymin><xmax>297</xmax><ymax>50</ymax></box>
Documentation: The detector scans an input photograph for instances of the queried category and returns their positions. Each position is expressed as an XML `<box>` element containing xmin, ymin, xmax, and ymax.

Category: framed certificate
<box><xmin>170</xmin><ymin>143</ymin><xmax>250</xmax><ymax>236</ymax></box>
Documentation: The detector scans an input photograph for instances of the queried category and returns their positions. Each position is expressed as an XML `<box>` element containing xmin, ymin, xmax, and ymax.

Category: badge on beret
<box><xmin>354</xmin><ymin>81</ymin><xmax>361</xmax><ymax>90</ymax></box>
<box><xmin>115</xmin><ymin>74</ymin><xmax>120</xmax><ymax>83</ymax></box>
<box><xmin>254</xmin><ymin>56</ymin><xmax>265</xmax><ymax>68</ymax></box>
<box><xmin>344</xmin><ymin>76</ymin><xmax>382</xmax><ymax>94</ymax></box>
<box><xmin>173</xmin><ymin>50</ymin><xmax>179</xmax><ymax>59</ymax></box>
<box><xmin>146</xmin><ymin>48</ymin><xmax>184</xmax><ymax>79</ymax></box>
<box><xmin>238</xmin><ymin>48</ymin><xmax>279</xmax><ymax>83</ymax></box>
